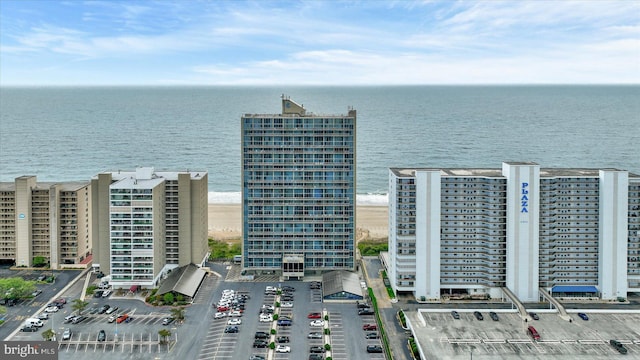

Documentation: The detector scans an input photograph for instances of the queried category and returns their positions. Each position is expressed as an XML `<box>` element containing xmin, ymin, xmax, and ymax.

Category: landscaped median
<box><xmin>322</xmin><ymin>310</ymin><xmax>333</xmax><ymax>360</ymax></box>
<box><xmin>368</xmin><ymin>287</ymin><xmax>392</xmax><ymax>360</ymax></box>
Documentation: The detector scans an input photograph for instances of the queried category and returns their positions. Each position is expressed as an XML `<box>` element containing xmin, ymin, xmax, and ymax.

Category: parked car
<box><xmin>310</xmin><ymin>320</ymin><xmax>324</xmax><ymax>327</ymax></box>
<box><xmin>276</xmin><ymin>336</ymin><xmax>289</xmax><ymax>343</ymax></box>
<box><xmin>71</xmin><ymin>316</ymin><xmax>87</xmax><ymax>324</ymax></box>
<box><xmin>105</xmin><ymin>306</ymin><xmax>118</xmax><ymax>314</ymax></box>
<box><xmin>44</xmin><ymin>306</ymin><xmax>59</xmax><ymax>313</ymax></box>
<box><xmin>610</xmin><ymin>339</ymin><xmax>628</xmax><ymax>354</ymax></box>
<box><xmin>578</xmin><ymin>313</ymin><xmax>589</xmax><ymax>321</ymax></box>
<box><xmin>280</xmin><ymin>295</ymin><xmax>294</xmax><ymax>301</ymax></box>
<box><xmin>451</xmin><ymin>311</ymin><xmax>460</xmax><ymax>319</ymax></box>
<box><xmin>473</xmin><ymin>311</ymin><xmax>483</xmax><ymax>320</ymax></box>
<box><xmin>490</xmin><ymin>311</ymin><xmax>499</xmax><ymax>321</ymax></box>
<box><xmin>254</xmin><ymin>331</ymin><xmax>270</xmax><ymax>339</ymax></box>
<box><xmin>62</xmin><ymin>328</ymin><xmax>71</xmax><ymax>340</ymax></box>
<box><xmin>358</xmin><ymin>308</ymin><xmax>374</xmax><ymax>315</ymax></box>
<box><xmin>363</xmin><ymin>323</ymin><xmax>377</xmax><ymax>331</ymax></box>
<box><xmin>308</xmin><ymin>332</ymin><xmax>323</xmax><ymax>339</ymax></box>
<box><xmin>309</xmin><ymin>346</ymin><xmax>326</xmax><ymax>353</ymax></box>
<box><xmin>162</xmin><ymin>317</ymin><xmax>175</xmax><ymax>326</ymax></box>
<box><xmin>217</xmin><ymin>306</ymin><xmax>229</xmax><ymax>312</ymax></box>
<box><xmin>280</xmin><ymin>302</ymin><xmax>293</xmax><ymax>308</ymax></box>
<box><xmin>529</xmin><ymin>312</ymin><xmax>539</xmax><ymax>320</ymax></box>
<box><xmin>36</xmin><ymin>313</ymin><xmax>49</xmax><ymax>320</ymax></box>
<box><xmin>308</xmin><ymin>312</ymin><xmax>322</xmax><ymax>319</ymax></box>
<box><xmin>55</xmin><ymin>298</ymin><xmax>66</xmax><ymax>304</ymax></box>
<box><xmin>98</xmin><ymin>305</ymin><xmax>110</xmax><ymax>314</ymax></box>
<box><xmin>250</xmin><ymin>356</ymin><xmax>265</xmax><ymax>360</ymax></box>
<box><xmin>259</xmin><ymin>314</ymin><xmax>272</xmax><ymax>322</ymax></box>
<box><xmin>97</xmin><ymin>330</ymin><xmax>106</xmax><ymax>342</ymax></box>
<box><xmin>275</xmin><ymin>345</ymin><xmax>291</xmax><ymax>353</ymax></box>
<box><xmin>277</xmin><ymin>319</ymin><xmax>292</xmax><ymax>326</ymax></box>
<box><xmin>308</xmin><ymin>355</ymin><xmax>323</xmax><ymax>360</ymax></box>
<box><xmin>228</xmin><ymin>310</ymin><xmax>243</xmax><ymax>317</ymax></box>
<box><xmin>21</xmin><ymin>326</ymin><xmax>38</xmax><ymax>332</ymax></box>
<box><xmin>214</xmin><ymin>312</ymin><xmax>227</xmax><ymax>319</ymax></box>
<box><xmin>365</xmin><ymin>332</ymin><xmax>380</xmax><ymax>339</ymax></box>
<box><xmin>224</xmin><ymin>326</ymin><xmax>239</xmax><ymax>333</ymax></box>
<box><xmin>252</xmin><ymin>340</ymin><xmax>268</xmax><ymax>348</ymax></box>
<box><xmin>116</xmin><ymin>314</ymin><xmax>129</xmax><ymax>324</ymax></box>
<box><xmin>367</xmin><ymin>345</ymin><xmax>383</xmax><ymax>353</ymax></box>
<box><xmin>64</xmin><ymin>315</ymin><xmax>76</xmax><ymax>323</ymax></box>
<box><xmin>101</xmin><ymin>290</ymin><xmax>112</xmax><ymax>298</ymax></box>
<box><xmin>31</xmin><ymin>289</ymin><xmax>42</xmax><ymax>297</ymax></box>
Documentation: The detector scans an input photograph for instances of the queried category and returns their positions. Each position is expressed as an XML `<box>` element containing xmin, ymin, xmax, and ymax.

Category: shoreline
<box><xmin>208</xmin><ymin>204</ymin><xmax>388</xmax><ymax>242</ymax></box>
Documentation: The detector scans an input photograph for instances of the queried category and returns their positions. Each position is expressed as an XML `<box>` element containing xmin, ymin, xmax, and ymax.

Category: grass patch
<box><xmin>208</xmin><ymin>238</ymin><xmax>241</xmax><ymax>259</ymax></box>
<box><xmin>358</xmin><ymin>241</ymin><xmax>388</xmax><ymax>256</ymax></box>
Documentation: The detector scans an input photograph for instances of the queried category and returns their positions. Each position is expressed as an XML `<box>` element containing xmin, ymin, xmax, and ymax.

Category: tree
<box><xmin>72</xmin><ymin>298</ymin><xmax>89</xmax><ymax>315</ymax></box>
<box><xmin>158</xmin><ymin>329</ymin><xmax>171</xmax><ymax>344</ymax></box>
<box><xmin>42</xmin><ymin>328</ymin><xmax>55</xmax><ymax>341</ymax></box>
<box><xmin>170</xmin><ymin>307</ymin><xmax>185</xmax><ymax>322</ymax></box>
<box><xmin>0</xmin><ymin>277</ymin><xmax>36</xmax><ymax>300</ymax></box>
<box><xmin>33</xmin><ymin>256</ymin><xmax>48</xmax><ymax>268</ymax></box>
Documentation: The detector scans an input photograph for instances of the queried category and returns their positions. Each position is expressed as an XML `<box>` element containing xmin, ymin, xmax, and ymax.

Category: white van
<box><xmin>24</xmin><ymin>318</ymin><xmax>44</xmax><ymax>327</ymax></box>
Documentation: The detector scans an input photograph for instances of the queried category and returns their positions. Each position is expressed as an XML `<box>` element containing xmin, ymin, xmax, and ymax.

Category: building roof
<box><xmin>322</xmin><ymin>270</ymin><xmax>363</xmax><ymax>299</ymax></box>
<box><xmin>390</xmin><ymin>163</ymin><xmax>640</xmax><ymax>178</ymax></box>
<box><xmin>156</xmin><ymin>264</ymin><xmax>207</xmax><ymax>298</ymax></box>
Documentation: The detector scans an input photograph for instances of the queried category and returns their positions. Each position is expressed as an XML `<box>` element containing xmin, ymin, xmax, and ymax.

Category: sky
<box><xmin>1</xmin><ymin>0</ymin><xmax>639</xmax><ymax>86</ymax></box>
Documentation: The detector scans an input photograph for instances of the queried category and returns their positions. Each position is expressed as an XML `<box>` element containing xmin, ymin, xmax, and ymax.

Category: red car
<box><xmin>307</xmin><ymin>312</ymin><xmax>322</xmax><ymax>319</ymax></box>
<box><xmin>362</xmin><ymin>324</ymin><xmax>377</xmax><ymax>331</ymax></box>
<box><xmin>217</xmin><ymin>306</ymin><xmax>229</xmax><ymax>312</ymax></box>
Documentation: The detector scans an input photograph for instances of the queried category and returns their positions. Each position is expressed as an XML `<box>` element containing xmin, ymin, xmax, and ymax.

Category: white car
<box><xmin>101</xmin><ymin>290</ymin><xmax>112</xmax><ymax>297</ymax></box>
<box><xmin>62</xmin><ymin>328</ymin><xmax>71</xmax><ymax>340</ymax></box>
<box><xmin>280</xmin><ymin>302</ymin><xmax>293</xmax><ymax>308</ymax></box>
<box><xmin>44</xmin><ymin>306</ymin><xmax>59</xmax><ymax>313</ymax></box>
<box><xmin>310</xmin><ymin>320</ymin><xmax>324</xmax><ymax>327</ymax></box>
<box><xmin>275</xmin><ymin>345</ymin><xmax>291</xmax><ymax>353</ymax></box>
<box><xmin>222</xmin><ymin>289</ymin><xmax>235</xmax><ymax>295</ymax></box>
<box><xmin>37</xmin><ymin>313</ymin><xmax>49</xmax><ymax>320</ymax></box>
<box><xmin>107</xmin><ymin>315</ymin><xmax>117</xmax><ymax>323</ymax></box>
<box><xmin>261</xmin><ymin>304</ymin><xmax>275</xmax><ymax>311</ymax></box>
<box><xmin>259</xmin><ymin>314</ymin><xmax>272</xmax><ymax>322</ymax></box>
<box><xmin>228</xmin><ymin>311</ymin><xmax>243</xmax><ymax>317</ymax></box>
<box><xmin>227</xmin><ymin>318</ymin><xmax>242</xmax><ymax>325</ymax></box>
<box><xmin>214</xmin><ymin>312</ymin><xmax>227</xmax><ymax>319</ymax></box>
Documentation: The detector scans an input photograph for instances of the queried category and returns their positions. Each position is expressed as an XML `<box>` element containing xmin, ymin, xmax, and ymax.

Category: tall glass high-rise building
<box><xmin>241</xmin><ymin>97</ymin><xmax>356</xmax><ymax>278</ymax></box>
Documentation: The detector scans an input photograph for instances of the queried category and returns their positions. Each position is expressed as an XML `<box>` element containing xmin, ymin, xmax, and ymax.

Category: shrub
<box><xmin>163</xmin><ymin>292</ymin><xmax>175</xmax><ymax>304</ymax></box>
<box><xmin>272</xmin><ymin>314</ymin><xmax>279</xmax><ymax>320</ymax></box>
<box><xmin>324</xmin><ymin>328</ymin><xmax>330</xmax><ymax>335</ymax></box>
<box><xmin>269</xmin><ymin>342</ymin><xmax>275</xmax><ymax>349</ymax></box>
<box><xmin>324</xmin><ymin>343</ymin><xmax>331</xmax><ymax>350</ymax></box>
<box><xmin>270</xmin><ymin>329</ymin><xmax>276</xmax><ymax>334</ymax></box>
<box><xmin>324</xmin><ymin>314</ymin><xmax>329</xmax><ymax>321</ymax></box>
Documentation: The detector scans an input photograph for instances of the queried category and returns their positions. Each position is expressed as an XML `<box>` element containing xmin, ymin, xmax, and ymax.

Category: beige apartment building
<box><xmin>91</xmin><ymin>168</ymin><xmax>208</xmax><ymax>289</ymax></box>
<box><xmin>0</xmin><ymin>176</ymin><xmax>92</xmax><ymax>269</ymax></box>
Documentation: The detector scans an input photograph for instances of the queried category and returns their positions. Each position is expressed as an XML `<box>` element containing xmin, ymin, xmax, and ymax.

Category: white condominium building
<box><xmin>389</xmin><ymin>162</ymin><xmax>640</xmax><ymax>302</ymax></box>
<box><xmin>91</xmin><ymin>168</ymin><xmax>208</xmax><ymax>288</ymax></box>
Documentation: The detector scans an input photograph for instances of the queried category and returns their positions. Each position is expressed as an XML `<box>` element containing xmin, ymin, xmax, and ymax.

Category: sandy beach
<box><xmin>208</xmin><ymin>204</ymin><xmax>388</xmax><ymax>242</ymax></box>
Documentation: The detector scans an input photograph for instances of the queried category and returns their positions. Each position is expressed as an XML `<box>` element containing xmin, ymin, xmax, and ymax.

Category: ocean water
<box><xmin>1</xmin><ymin>85</ymin><xmax>638</xmax><ymax>205</ymax></box>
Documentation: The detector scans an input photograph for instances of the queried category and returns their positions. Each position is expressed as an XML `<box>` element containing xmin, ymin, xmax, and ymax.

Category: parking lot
<box><xmin>408</xmin><ymin>309</ymin><xmax>640</xmax><ymax>359</ymax></box>
<box><xmin>5</xmin><ymin>262</ymin><xmax>387</xmax><ymax>360</ymax></box>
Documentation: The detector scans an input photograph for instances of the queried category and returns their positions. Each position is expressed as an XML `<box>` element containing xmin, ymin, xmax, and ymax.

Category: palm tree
<box><xmin>42</xmin><ymin>328</ymin><xmax>55</xmax><ymax>341</ymax></box>
<box><xmin>158</xmin><ymin>329</ymin><xmax>171</xmax><ymax>344</ymax></box>
<box><xmin>71</xmin><ymin>298</ymin><xmax>89</xmax><ymax>315</ymax></box>
<box><xmin>170</xmin><ymin>307</ymin><xmax>185</xmax><ymax>323</ymax></box>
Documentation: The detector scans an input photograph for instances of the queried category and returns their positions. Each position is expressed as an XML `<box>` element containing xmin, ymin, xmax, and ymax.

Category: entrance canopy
<box><xmin>551</xmin><ymin>285</ymin><xmax>598</xmax><ymax>293</ymax></box>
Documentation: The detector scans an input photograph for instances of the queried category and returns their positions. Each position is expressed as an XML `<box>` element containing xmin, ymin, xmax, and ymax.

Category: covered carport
<box><xmin>322</xmin><ymin>270</ymin><xmax>364</xmax><ymax>301</ymax></box>
<box><xmin>156</xmin><ymin>264</ymin><xmax>207</xmax><ymax>301</ymax></box>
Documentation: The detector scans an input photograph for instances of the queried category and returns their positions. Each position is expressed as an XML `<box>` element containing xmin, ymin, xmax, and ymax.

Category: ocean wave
<box><xmin>208</xmin><ymin>191</ymin><xmax>388</xmax><ymax>206</ymax></box>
